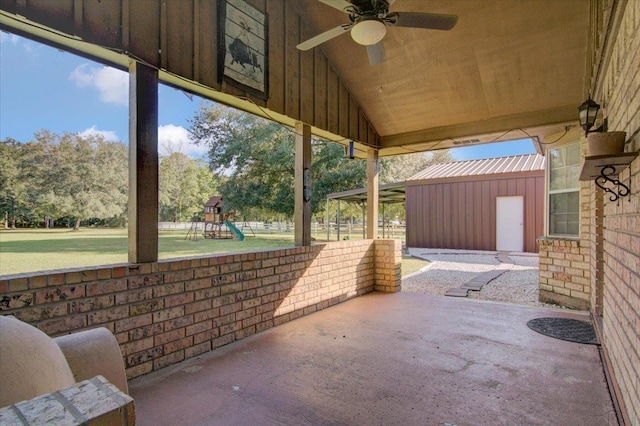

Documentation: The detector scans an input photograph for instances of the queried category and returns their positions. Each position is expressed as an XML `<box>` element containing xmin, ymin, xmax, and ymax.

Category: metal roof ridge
<box><xmin>407</xmin><ymin>153</ymin><xmax>545</xmax><ymax>181</ymax></box>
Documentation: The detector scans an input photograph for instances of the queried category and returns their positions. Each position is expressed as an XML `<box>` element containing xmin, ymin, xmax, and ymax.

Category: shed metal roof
<box><xmin>327</xmin><ymin>154</ymin><xmax>545</xmax><ymax>204</ymax></box>
<box><xmin>407</xmin><ymin>154</ymin><xmax>546</xmax><ymax>182</ymax></box>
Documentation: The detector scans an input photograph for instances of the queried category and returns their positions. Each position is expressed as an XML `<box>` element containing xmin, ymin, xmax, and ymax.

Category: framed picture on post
<box><xmin>218</xmin><ymin>0</ymin><xmax>269</xmax><ymax>99</ymax></box>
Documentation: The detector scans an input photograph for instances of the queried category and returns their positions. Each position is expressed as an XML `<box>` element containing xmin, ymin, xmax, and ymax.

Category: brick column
<box><xmin>374</xmin><ymin>240</ymin><xmax>401</xmax><ymax>293</ymax></box>
<box><xmin>538</xmin><ymin>238</ymin><xmax>590</xmax><ymax>310</ymax></box>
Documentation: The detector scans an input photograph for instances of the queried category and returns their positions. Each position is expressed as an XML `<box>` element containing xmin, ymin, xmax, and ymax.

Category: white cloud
<box><xmin>78</xmin><ymin>126</ymin><xmax>119</xmax><ymax>142</ymax></box>
<box><xmin>69</xmin><ymin>64</ymin><xmax>128</xmax><ymax>106</ymax></box>
<box><xmin>1</xmin><ymin>32</ymin><xmax>36</xmax><ymax>57</ymax></box>
<box><xmin>158</xmin><ymin>124</ymin><xmax>208</xmax><ymax>158</ymax></box>
<box><xmin>0</xmin><ymin>32</ymin><xmax>19</xmax><ymax>45</ymax></box>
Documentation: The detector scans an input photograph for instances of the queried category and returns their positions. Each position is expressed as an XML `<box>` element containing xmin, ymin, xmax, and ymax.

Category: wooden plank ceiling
<box><xmin>294</xmin><ymin>0</ymin><xmax>591</xmax><ymax>156</ymax></box>
<box><xmin>0</xmin><ymin>0</ymin><xmax>590</xmax><ymax>157</ymax></box>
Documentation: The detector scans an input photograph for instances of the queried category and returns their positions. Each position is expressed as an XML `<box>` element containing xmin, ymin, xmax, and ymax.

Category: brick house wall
<box><xmin>602</xmin><ymin>158</ymin><xmax>639</xmax><ymax>425</ymax></box>
<box><xmin>0</xmin><ymin>239</ymin><xmax>401</xmax><ymax>379</ymax></box>
<box><xmin>596</xmin><ymin>1</ymin><xmax>640</xmax><ymax>422</ymax></box>
<box><xmin>538</xmin><ymin>1</ymin><xmax>639</xmax><ymax>422</ymax></box>
<box><xmin>589</xmin><ymin>187</ymin><xmax>605</xmax><ymax>316</ymax></box>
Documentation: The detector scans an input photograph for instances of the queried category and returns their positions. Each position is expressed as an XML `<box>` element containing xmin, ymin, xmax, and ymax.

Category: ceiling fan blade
<box><xmin>297</xmin><ymin>24</ymin><xmax>353</xmax><ymax>51</ymax></box>
<box><xmin>317</xmin><ymin>0</ymin><xmax>354</xmax><ymax>13</ymax></box>
<box><xmin>367</xmin><ymin>42</ymin><xmax>386</xmax><ymax>66</ymax></box>
<box><xmin>394</xmin><ymin>12</ymin><xmax>458</xmax><ymax>30</ymax></box>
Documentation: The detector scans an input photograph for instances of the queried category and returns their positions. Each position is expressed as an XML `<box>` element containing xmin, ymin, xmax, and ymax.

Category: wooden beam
<box><xmin>294</xmin><ymin>122</ymin><xmax>312</xmax><ymax>246</ymax></box>
<box><xmin>128</xmin><ymin>62</ymin><xmax>159</xmax><ymax>263</ymax></box>
<box><xmin>380</xmin><ymin>105</ymin><xmax>578</xmax><ymax>149</ymax></box>
<box><xmin>366</xmin><ymin>149</ymin><xmax>379</xmax><ymax>239</ymax></box>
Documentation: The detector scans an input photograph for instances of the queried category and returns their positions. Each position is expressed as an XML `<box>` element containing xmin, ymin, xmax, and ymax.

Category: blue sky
<box><xmin>0</xmin><ymin>32</ymin><xmax>535</xmax><ymax>161</ymax></box>
<box><xmin>0</xmin><ymin>32</ymin><xmax>207</xmax><ymax>157</ymax></box>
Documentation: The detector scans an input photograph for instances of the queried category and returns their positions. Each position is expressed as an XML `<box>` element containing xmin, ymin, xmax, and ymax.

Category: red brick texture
<box><xmin>0</xmin><ymin>240</ymin><xmax>401</xmax><ymax>379</ymax></box>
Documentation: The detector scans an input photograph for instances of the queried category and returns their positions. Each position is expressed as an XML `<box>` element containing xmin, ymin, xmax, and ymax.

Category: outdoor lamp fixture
<box><xmin>578</xmin><ymin>97</ymin><xmax>602</xmax><ymax>136</ymax></box>
<box><xmin>351</xmin><ymin>19</ymin><xmax>387</xmax><ymax>45</ymax></box>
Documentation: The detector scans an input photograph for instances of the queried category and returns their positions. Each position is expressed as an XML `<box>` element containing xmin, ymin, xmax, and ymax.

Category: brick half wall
<box><xmin>0</xmin><ymin>239</ymin><xmax>401</xmax><ymax>379</ymax></box>
<box><xmin>538</xmin><ymin>238</ymin><xmax>591</xmax><ymax>310</ymax></box>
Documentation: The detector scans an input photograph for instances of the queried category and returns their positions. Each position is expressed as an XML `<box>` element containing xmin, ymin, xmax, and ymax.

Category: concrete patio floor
<box><xmin>129</xmin><ymin>292</ymin><xmax>617</xmax><ymax>425</ymax></box>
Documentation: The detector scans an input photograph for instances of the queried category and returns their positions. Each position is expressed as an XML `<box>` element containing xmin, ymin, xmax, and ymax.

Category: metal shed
<box><xmin>406</xmin><ymin>154</ymin><xmax>545</xmax><ymax>253</ymax></box>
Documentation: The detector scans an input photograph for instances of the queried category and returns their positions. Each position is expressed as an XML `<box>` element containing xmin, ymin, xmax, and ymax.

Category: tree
<box><xmin>92</xmin><ymin>136</ymin><xmax>129</xmax><ymax>226</ymax></box>
<box><xmin>50</xmin><ymin>133</ymin><xmax>128</xmax><ymax>230</ymax></box>
<box><xmin>1</xmin><ymin>131</ymin><xmax>128</xmax><ymax>229</ymax></box>
<box><xmin>189</xmin><ymin>103</ymin><xmax>369</xmax><ymax>219</ymax></box>
<box><xmin>189</xmin><ymin>102</ymin><xmax>452</xmax><ymax>222</ymax></box>
<box><xmin>6</xmin><ymin>132</ymin><xmax>57</xmax><ymax>227</ymax></box>
<box><xmin>0</xmin><ymin>138</ymin><xmax>29</xmax><ymax>228</ymax></box>
<box><xmin>379</xmin><ymin>150</ymin><xmax>453</xmax><ymax>184</ymax></box>
<box><xmin>159</xmin><ymin>152</ymin><xmax>217</xmax><ymax>222</ymax></box>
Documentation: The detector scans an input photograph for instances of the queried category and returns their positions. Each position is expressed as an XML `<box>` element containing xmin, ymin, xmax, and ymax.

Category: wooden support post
<box><xmin>294</xmin><ymin>122</ymin><xmax>312</xmax><ymax>246</ymax></box>
<box><xmin>362</xmin><ymin>202</ymin><xmax>366</xmax><ymax>239</ymax></box>
<box><xmin>128</xmin><ymin>61</ymin><xmax>159</xmax><ymax>263</ymax></box>
<box><xmin>382</xmin><ymin>202</ymin><xmax>386</xmax><ymax>238</ymax></box>
<box><xmin>366</xmin><ymin>148</ymin><xmax>379</xmax><ymax>239</ymax></box>
<box><xmin>337</xmin><ymin>200</ymin><xmax>341</xmax><ymax>241</ymax></box>
<box><xmin>326</xmin><ymin>198</ymin><xmax>330</xmax><ymax>241</ymax></box>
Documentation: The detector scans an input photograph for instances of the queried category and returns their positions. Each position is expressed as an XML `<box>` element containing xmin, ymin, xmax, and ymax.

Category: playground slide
<box><xmin>223</xmin><ymin>220</ymin><xmax>245</xmax><ymax>241</ymax></box>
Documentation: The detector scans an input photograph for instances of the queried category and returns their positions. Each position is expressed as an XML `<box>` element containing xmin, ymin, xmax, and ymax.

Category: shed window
<box><xmin>548</xmin><ymin>142</ymin><xmax>580</xmax><ymax>236</ymax></box>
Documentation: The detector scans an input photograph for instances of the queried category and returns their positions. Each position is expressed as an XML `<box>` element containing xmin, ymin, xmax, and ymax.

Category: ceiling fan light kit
<box><xmin>351</xmin><ymin>19</ymin><xmax>387</xmax><ymax>45</ymax></box>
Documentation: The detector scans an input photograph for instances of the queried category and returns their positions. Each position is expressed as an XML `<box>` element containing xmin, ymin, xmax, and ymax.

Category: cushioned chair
<box><xmin>0</xmin><ymin>315</ymin><xmax>128</xmax><ymax>408</ymax></box>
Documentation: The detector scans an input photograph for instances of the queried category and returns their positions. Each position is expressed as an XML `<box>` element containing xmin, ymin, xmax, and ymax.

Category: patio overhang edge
<box><xmin>378</xmin><ymin>107</ymin><xmax>579</xmax><ymax>156</ymax></box>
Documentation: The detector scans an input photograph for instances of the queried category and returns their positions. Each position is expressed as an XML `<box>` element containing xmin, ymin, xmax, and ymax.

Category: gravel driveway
<box><xmin>403</xmin><ymin>248</ymin><xmax>564</xmax><ymax>309</ymax></box>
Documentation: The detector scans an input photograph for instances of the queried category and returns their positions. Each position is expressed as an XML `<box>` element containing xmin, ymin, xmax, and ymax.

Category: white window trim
<box><xmin>549</xmin><ymin>187</ymin><xmax>580</xmax><ymax>195</ymax></box>
<box><xmin>545</xmin><ymin>140</ymin><xmax>581</xmax><ymax>238</ymax></box>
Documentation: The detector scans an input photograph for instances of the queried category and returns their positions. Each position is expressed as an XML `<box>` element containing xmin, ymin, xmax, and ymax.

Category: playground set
<box><xmin>185</xmin><ymin>196</ymin><xmax>254</xmax><ymax>241</ymax></box>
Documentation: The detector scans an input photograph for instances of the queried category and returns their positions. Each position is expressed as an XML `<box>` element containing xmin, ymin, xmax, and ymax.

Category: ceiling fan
<box><xmin>296</xmin><ymin>0</ymin><xmax>458</xmax><ymax>65</ymax></box>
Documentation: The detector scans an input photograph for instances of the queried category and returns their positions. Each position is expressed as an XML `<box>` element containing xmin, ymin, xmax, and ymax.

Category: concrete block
<box><xmin>0</xmin><ymin>376</ymin><xmax>134</xmax><ymax>425</ymax></box>
<box><xmin>445</xmin><ymin>288</ymin><xmax>469</xmax><ymax>297</ymax></box>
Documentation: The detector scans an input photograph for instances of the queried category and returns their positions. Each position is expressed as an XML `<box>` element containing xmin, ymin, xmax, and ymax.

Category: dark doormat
<box><xmin>527</xmin><ymin>317</ymin><xmax>598</xmax><ymax>345</ymax></box>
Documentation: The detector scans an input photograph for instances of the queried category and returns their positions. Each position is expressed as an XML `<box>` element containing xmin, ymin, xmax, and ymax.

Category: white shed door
<box><xmin>496</xmin><ymin>196</ymin><xmax>524</xmax><ymax>252</ymax></box>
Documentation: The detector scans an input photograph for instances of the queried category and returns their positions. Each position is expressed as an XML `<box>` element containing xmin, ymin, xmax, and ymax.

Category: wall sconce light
<box><xmin>578</xmin><ymin>97</ymin><xmax>604</xmax><ymax>136</ymax></box>
<box><xmin>578</xmin><ymin>96</ymin><xmax>637</xmax><ymax>204</ymax></box>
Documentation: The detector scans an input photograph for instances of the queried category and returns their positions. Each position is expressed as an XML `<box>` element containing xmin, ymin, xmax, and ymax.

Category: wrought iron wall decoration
<box><xmin>218</xmin><ymin>0</ymin><xmax>269</xmax><ymax>99</ymax></box>
<box><xmin>579</xmin><ymin>152</ymin><xmax>638</xmax><ymax>203</ymax></box>
<box><xmin>595</xmin><ymin>165</ymin><xmax>630</xmax><ymax>202</ymax></box>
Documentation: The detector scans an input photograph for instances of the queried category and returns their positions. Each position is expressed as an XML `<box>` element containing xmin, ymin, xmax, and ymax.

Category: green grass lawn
<box><xmin>0</xmin><ymin>228</ymin><xmax>425</xmax><ymax>277</ymax></box>
<box><xmin>400</xmin><ymin>254</ymin><xmax>430</xmax><ymax>276</ymax></box>
<box><xmin>0</xmin><ymin>229</ymin><xmax>294</xmax><ymax>276</ymax></box>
